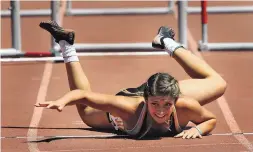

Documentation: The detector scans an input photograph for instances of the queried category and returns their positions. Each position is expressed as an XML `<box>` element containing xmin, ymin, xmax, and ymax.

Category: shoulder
<box><xmin>175</xmin><ymin>96</ymin><xmax>205</xmax><ymax>122</ymax></box>
<box><xmin>175</xmin><ymin>96</ymin><xmax>216</xmax><ymax>124</ymax></box>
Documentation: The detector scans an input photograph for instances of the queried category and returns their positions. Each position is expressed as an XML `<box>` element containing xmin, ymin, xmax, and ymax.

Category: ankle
<box><xmin>59</xmin><ymin>40</ymin><xmax>79</xmax><ymax>63</ymax></box>
<box><xmin>64</xmin><ymin>56</ymin><xmax>79</xmax><ymax>63</ymax></box>
<box><xmin>163</xmin><ymin>38</ymin><xmax>183</xmax><ymax>56</ymax></box>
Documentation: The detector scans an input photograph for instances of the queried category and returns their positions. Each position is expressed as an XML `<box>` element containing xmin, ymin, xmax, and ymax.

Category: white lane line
<box><xmin>2</xmin><ymin>134</ymin><xmax>128</xmax><ymax>139</ymax></box>
<box><xmin>39</xmin><ymin>142</ymin><xmax>251</xmax><ymax>152</ymax></box>
<box><xmin>27</xmin><ymin>1</ymin><xmax>67</xmax><ymax>152</ymax></box>
<box><xmin>27</xmin><ymin>63</ymin><xmax>53</xmax><ymax>152</ymax></box>
<box><xmin>3</xmin><ymin>132</ymin><xmax>253</xmax><ymax>139</ymax></box>
<box><xmin>217</xmin><ymin>97</ymin><xmax>253</xmax><ymax>151</ymax></box>
<box><xmin>173</xmin><ymin>4</ymin><xmax>253</xmax><ymax>151</ymax></box>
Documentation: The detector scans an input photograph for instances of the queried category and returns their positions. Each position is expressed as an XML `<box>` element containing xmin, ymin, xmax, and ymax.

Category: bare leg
<box><xmin>59</xmin><ymin>41</ymin><xmax>113</xmax><ymax>129</ymax></box>
<box><xmin>152</xmin><ymin>26</ymin><xmax>227</xmax><ymax>105</ymax></box>
<box><xmin>65</xmin><ymin>62</ymin><xmax>90</xmax><ymax>91</ymax></box>
<box><xmin>173</xmin><ymin>48</ymin><xmax>227</xmax><ymax>105</ymax></box>
<box><xmin>40</xmin><ymin>21</ymin><xmax>112</xmax><ymax>129</ymax></box>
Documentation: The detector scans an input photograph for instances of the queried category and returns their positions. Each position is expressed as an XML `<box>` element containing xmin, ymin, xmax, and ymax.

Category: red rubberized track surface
<box><xmin>2</xmin><ymin>1</ymin><xmax>253</xmax><ymax>152</ymax></box>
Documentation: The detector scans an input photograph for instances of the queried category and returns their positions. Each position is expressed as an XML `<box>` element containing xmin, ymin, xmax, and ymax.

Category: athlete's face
<box><xmin>147</xmin><ymin>96</ymin><xmax>175</xmax><ymax>124</ymax></box>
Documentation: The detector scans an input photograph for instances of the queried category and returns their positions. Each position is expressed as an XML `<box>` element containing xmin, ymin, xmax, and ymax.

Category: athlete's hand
<box><xmin>34</xmin><ymin>100</ymin><xmax>66</xmax><ymax>112</ymax></box>
<box><xmin>174</xmin><ymin>127</ymin><xmax>202</xmax><ymax>139</ymax></box>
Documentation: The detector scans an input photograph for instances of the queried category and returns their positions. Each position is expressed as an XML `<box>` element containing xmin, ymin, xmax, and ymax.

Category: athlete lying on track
<box><xmin>35</xmin><ymin>21</ymin><xmax>227</xmax><ymax>139</ymax></box>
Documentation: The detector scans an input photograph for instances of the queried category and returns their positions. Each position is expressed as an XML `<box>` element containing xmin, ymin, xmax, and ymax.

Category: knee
<box><xmin>216</xmin><ymin>77</ymin><xmax>227</xmax><ymax>96</ymax></box>
<box><xmin>76</xmin><ymin>105</ymin><xmax>94</xmax><ymax>127</ymax></box>
<box><xmin>75</xmin><ymin>105</ymin><xmax>108</xmax><ymax>129</ymax></box>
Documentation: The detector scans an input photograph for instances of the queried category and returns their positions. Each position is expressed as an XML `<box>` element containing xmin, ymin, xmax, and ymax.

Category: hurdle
<box><xmin>2</xmin><ymin>1</ymin><xmax>253</xmax><ymax>17</ymax></box>
<box><xmin>1</xmin><ymin>1</ymin><xmax>174</xmax><ymax>17</ymax></box>
<box><xmin>1</xmin><ymin>1</ymin><xmax>253</xmax><ymax>60</ymax></box>
<box><xmin>0</xmin><ymin>1</ymin><xmax>176</xmax><ymax>58</ymax></box>
<box><xmin>198</xmin><ymin>0</ymin><xmax>253</xmax><ymax>51</ymax></box>
<box><xmin>65</xmin><ymin>0</ymin><xmax>174</xmax><ymax>15</ymax></box>
<box><xmin>57</xmin><ymin>1</ymin><xmax>188</xmax><ymax>52</ymax></box>
<box><xmin>187</xmin><ymin>6</ymin><xmax>253</xmax><ymax>14</ymax></box>
<box><xmin>0</xmin><ymin>1</ymin><xmax>179</xmax><ymax>58</ymax></box>
<box><xmin>0</xmin><ymin>1</ymin><xmax>59</xmax><ymax>58</ymax></box>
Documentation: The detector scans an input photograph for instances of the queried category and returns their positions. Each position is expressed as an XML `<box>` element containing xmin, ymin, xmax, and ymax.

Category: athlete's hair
<box><xmin>144</xmin><ymin>72</ymin><xmax>180</xmax><ymax>100</ymax></box>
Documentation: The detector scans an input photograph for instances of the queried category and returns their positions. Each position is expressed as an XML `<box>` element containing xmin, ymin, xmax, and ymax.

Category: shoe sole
<box><xmin>39</xmin><ymin>21</ymin><xmax>75</xmax><ymax>45</ymax></box>
<box><xmin>152</xmin><ymin>27</ymin><xmax>166</xmax><ymax>49</ymax></box>
<box><xmin>152</xmin><ymin>26</ymin><xmax>175</xmax><ymax>49</ymax></box>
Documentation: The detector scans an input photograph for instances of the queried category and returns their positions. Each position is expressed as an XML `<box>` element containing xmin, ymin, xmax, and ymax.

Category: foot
<box><xmin>39</xmin><ymin>20</ymin><xmax>75</xmax><ymax>45</ymax></box>
<box><xmin>152</xmin><ymin>26</ymin><xmax>175</xmax><ymax>49</ymax></box>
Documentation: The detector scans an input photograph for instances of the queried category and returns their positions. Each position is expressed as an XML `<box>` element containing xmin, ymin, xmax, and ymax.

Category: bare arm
<box><xmin>187</xmin><ymin>100</ymin><xmax>217</xmax><ymax>136</ymax></box>
<box><xmin>35</xmin><ymin>89</ymin><xmax>138</xmax><ymax>121</ymax></box>
<box><xmin>175</xmin><ymin>98</ymin><xmax>216</xmax><ymax>139</ymax></box>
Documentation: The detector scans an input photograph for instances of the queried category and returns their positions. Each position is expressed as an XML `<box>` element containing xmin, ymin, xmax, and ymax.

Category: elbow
<box><xmin>72</xmin><ymin>89</ymin><xmax>88</xmax><ymax>101</ymax></box>
<box><xmin>207</xmin><ymin>118</ymin><xmax>217</xmax><ymax>135</ymax></box>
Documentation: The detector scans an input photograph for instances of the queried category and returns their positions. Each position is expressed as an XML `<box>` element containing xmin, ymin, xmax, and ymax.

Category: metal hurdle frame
<box><xmin>58</xmin><ymin>0</ymin><xmax>186</xmax><ymax>52</ymax></box>
<box><xmin>0</xmin><ymin>1</ymin><xmax>177</xmax><ymax>58</ymax></box>
<box><xmin>0</xmin><ymin>1</ymin><xmax>59</xmax><ymax>58</ymax></box>
<box><xmin>198</xmin><ymin>0</ymin><xmax>253</xmax><ymax>51</ymax></box>
<box><xmin>2</xmin><ymin>1</ymin><xmax>253</xmax><ymax>17</ymax></box>
<box><xmin>65</xmin><ymin>0</ymin><xmax>174</xmax><ymax>15</ymax></box>
<box><xmin>1</xmin><ymin>1</ymin><xmax>22</xmax><ymax>57</ymax></box>
<box><xmin>1</xmin><ymin>1</ymin><xmax>253</xmax><ymax>60</ymax></box>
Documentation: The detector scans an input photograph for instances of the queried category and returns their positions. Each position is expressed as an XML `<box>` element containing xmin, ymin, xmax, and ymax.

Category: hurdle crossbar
<box><xmin>0</xmin><ymin>48</ymin><xmax>22</xmax><ymax>57</ymax></box>
<box><xmin>2</xmin><ymin>5</ymin><xmax>253</xmax><ymax>17</ymax></box>
<box><xmin>72</xmin><ymin>43</ymin><xmax>156</xmax><ymax>51</ymax></box>
<box><xmin>188</xmin><ymin>6</ymin><xmax>253</xmax><ymax>14</ymax></box>
<box><xmin>0</xmin><ymin>51</ymin><xmax>169</xmax><ymax>62</ymax></box>
<box><xmin>199</xmin><ymin>42</ymin><xmax>253</xmax><ymax>51</ymax></box>
<box><xmin>65</xmin><ymin>0</ymin><xmax>174</xmax><ymax>16</ymax></box>
<box><xmin>198</xmin><ymin>1</ymin><xmax>253</xmax><ymax>51</ymax></box>
<box><xmin>0</xmin><ymin>1</ymin><xmax>59</xmax><ymax>57</ymax></box>
<box><xmin>1</xmin><ymin>9</ymin><xmax>51</xmax><ymax>17</ymax></box>
<box><xmin>66</xmin><ymin>7</ymin><xmax>174</xmax><ymax>16</ymax></box>
<box><xmin>52</xmin><ymin>42</ymin><xmax>163</xmax><ymax>53</ymax></box>
<box><xmin>0</xmin><ymin>48</ymin><xmax>54</xmax><ymax>58</ymax></box>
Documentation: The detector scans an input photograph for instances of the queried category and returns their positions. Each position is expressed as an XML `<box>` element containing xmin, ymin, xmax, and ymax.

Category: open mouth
<box><xmin>155</xmin><ymin>114</ymin><xmax>166</xmax><ymax>118</ymax></box>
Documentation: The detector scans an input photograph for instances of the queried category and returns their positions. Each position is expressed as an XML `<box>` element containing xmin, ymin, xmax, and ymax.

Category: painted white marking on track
<box><xmin>27</xmin><ymin>63</ymin><xmax>53</xmax><ymax>152</ymax></box>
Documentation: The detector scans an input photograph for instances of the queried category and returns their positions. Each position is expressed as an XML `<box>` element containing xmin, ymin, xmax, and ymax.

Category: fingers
<box><xmin>58</xmin><ymin>105</ymin><xmax>64</xmax><ymax>112</ymax></box>
<box><xmin>46</xmin><ymin>103</ymin><xmax>64</xmax><ymax>112</ymax></box>
<box><xmin>174</xmin><ymin>131</ymin><xmax>184</xmax><ymax>138</ymax></box>
<box><xmin>34</xmin><ymin>101</ymin><xmax>64</xmax><ymax>112</ymax></box>
<box><xmin>34</xmin><ymin>101</ymin><xmax>52</xmax><ymax>107</ymax></box>
<box><xmin>193</xmin><ymin>133</ymin><xmax>202</xmax><ymax>139</ymax></box>
<box><xmin>114</xmin><ymin>118</ymin><xmax>124</xmax><ymax>129</ymax></box>
<box><xmin>182</xmin><ymin>131</ymin><xmax>189</xmax><ymax>139</ymax></box>
<box><xmin>46</xmin><ymin>103</ymin><xmax>55</xmax><ymax>109</ymax></box>
<box><xmin>174</xmin><ymin>129</ymin><xmax>203</xmax><ymax>139</ymax></box>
